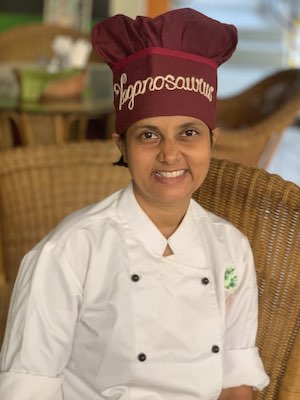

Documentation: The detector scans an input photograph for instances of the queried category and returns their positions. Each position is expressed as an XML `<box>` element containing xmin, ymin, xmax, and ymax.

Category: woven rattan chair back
<box><xmin>0</xmin><ymin>140</ymin><xmax>131</xmax><ymax>344</ymax></box>
<box><xmin>214</xmin><ymin>68</ymin><xmax>300</xmax><ymax>168</ymax></box>
<box><xmin>193</xmin><ymin>158</ymin><xmax>300</xmax><ymax>400</ymax></box>
<box><xmin>0</xmin><ymin>22</ymin><xmax>99</xmax><ymax>63</ymax></box>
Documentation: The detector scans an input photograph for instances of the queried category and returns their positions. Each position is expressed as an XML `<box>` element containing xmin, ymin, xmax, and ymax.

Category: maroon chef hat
<box><xmin>92</xmin><ymin>8</ymin><xmax>237</xmax><ymax>133</ymax></box>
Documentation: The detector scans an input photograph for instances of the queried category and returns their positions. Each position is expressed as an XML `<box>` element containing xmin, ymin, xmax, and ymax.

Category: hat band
<box><xmin>114</xmin><ymin>72</ymin><xmax>214</xmax><ymax>112</ymax></box>
<box><xmin>112</xmin><ymin>47</ymin><xmax>218</xmax><ymax>71</ymax></box>
<box><xmin>111</xmin><ymin>48</ymin><xmax>218</xmax><ymax>133</ymax></box>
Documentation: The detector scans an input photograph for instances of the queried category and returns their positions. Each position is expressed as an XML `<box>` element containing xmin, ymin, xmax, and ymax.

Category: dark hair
<box><xmin>209</xmin><ymin>128</ymin><xmax>213</xmax><ymax>146</ymax></box>
<box><xmin>113</xmin><ymin>131</ymin><xmax>128</xmax><ymax>168</ymax></box>
<box><xmin>113</xmin><ymin>128</ymin><xmax>214</xmax><ymax>168</ymax></box>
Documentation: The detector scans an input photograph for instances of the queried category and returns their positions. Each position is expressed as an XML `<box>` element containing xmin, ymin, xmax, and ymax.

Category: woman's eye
<box><xmin>141</xmin><ymin>131</ymin><xmax>158</xmax><ymax>140</ymax></box>
<box><xmin>182</xmin><ymin>129</ymin><xmax>198</xmax><ymax>137</ymax></box>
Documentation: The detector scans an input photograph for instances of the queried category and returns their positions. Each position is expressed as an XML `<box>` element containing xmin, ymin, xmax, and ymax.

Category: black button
<box><xmin>212</xmin><ymin>345</ymin><xmax>220</xmax><ymax>353</ymax></box>
<box><xmin>137</xmin><ymin>353</ymin><xmax>147</xmax><ymax>362</ymax></box>
<box><xmin>201</xmin><ymin>277</ymin><xmax>209</xmax><ymax>285</ymax></box>
<box><xmin>131</xmin><ymin>274</ymin><xmax>140</xmax><ymax>282</ymax></box>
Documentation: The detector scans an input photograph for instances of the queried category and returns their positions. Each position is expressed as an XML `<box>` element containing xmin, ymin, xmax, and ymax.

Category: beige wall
<box><xmin>109</xmin><ymin>0</ymin><xmax>146</xmax><ymax>17</ymax></box>
<box><xmin>109</xmin><ymin>0</ymin><xmax>170</xmax><ymax>18</ymax></box>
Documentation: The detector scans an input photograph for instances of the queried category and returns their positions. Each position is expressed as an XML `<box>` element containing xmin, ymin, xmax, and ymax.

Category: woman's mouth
<box><xmin>155</xmin><ymin>169</ymin><xmax>186</xmax><ymax>178</ymax></box>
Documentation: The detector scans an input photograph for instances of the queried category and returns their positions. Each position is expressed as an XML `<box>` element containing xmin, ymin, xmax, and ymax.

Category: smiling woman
<box><xmin>0</xmin><ymin>8</ymin><xmax>269</xmax><ymax>400</ymax></box>
<box><xmin>112</xmin><ymin>116</ymin><xmax>215</xmax><ymax>224</ymax></box>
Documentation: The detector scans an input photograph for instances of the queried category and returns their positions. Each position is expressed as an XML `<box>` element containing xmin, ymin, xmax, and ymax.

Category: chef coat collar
<box><xmin>118</xmin><ymin>182</ymin><xmax>167</xmax><ymax>255</ymax></box>
<box><xmin>118</xmin><ymin>182</ymin><xmax>208</xmax><ymax>262</ymax></box>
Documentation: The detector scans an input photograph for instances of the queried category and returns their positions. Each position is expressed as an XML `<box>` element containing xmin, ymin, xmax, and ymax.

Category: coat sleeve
<box><xmin>222</xmin><ymin>236</ymin><xmax>270</xmax><ymax>390</ymax></box>
<box><xmin>0</xmin><ymin>237</ymin><xmax>83</xmax><ymax>400</ymax></box>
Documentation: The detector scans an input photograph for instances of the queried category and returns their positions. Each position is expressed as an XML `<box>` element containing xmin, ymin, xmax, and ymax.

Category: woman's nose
<box><xmin>158</xmin><ymin>139</ymin><xmax>181</xmax><ymax>164</ymax></box>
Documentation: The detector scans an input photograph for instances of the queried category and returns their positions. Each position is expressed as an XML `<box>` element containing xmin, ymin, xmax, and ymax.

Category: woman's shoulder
<box><xmin>35</xmin><ymin>188</ymin><xmax>126</xmax><ymax>250</ymax></box>
<box><xmin>191</xmin><ymin>199</ymin><xmax>248</xmax><ymax>243</ymax></box>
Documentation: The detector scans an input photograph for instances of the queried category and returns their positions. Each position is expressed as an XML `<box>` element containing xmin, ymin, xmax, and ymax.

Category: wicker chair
<box><xmin>0</xmin><ymin>112</ymin><xmax>19</xmax><ymax>150</ymax></box>
<box><xmin>0</xmin><ymin>141</ymin><xmax>299</xmax><ymax>400</ymax></box>
<box><xmin>0</xmin><ymin>22</ymin><xmax>99</xmax><ymax>63</ymax></box>
<box><xmin>214</xmin><ymin>68</ymin><xmax>300</xmax><ymax>168</ymax></box>
<box><xmin>193</xmin><ymin>159</ymin><xmax>300</xmax><ymax>400</ymax></box>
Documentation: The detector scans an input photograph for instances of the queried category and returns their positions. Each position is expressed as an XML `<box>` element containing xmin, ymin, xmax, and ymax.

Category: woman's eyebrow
<box><xmin>135</xmin><ymin>124</ymin><xmax>160</xmax><ymax>132</ymax></box>
<box><xmin>179</xmin><ymin>122</ymin><xmax>206</xmax><ymax>130</ymax></box>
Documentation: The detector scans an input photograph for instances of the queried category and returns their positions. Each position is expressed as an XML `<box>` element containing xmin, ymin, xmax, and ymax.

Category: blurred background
<box><xmin>0</xmin><ymin>0</ymin><xmax>299</xmax><ymax>184</ymax></box>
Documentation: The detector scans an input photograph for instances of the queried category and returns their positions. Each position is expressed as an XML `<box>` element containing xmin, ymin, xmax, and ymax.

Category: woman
<box><xmin>0</xmin><ymin>8</ymin><xmax>269</xmax><ymax>400</ymax></box>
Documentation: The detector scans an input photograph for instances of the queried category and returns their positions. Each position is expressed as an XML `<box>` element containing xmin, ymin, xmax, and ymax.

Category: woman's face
<box><xmin>113</xmin><ymin>115</ymin><xmax>218</xmax><ymax>212</ymax></box>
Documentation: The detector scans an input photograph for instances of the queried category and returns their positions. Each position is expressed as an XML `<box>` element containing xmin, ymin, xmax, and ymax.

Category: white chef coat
<box><xmin>0</xmin><ymin>182</ymin><xmax>269</xmax><ymax>400</ymax></box>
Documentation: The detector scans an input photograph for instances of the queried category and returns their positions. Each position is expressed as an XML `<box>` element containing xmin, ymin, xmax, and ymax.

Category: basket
<box><xmin>16</xmin><ymin>67</ymin><xmax>86</xmax><ymax>102</ymax></box>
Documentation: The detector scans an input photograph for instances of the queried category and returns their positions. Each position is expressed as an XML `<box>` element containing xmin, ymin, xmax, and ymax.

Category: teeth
<box><xmin>155</xmin><ymin>169</ymin><xmax>185</xmax><ymax>178</ymax></box>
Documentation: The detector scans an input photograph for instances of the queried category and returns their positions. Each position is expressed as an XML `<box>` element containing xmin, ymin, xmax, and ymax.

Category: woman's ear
<box><xmin>211</xmin><ymin>128</ymin><xmax>219</xmax><ymax>147</ymax></box>
<box><xmin>112</xmin><ymin>133</ymin><xmax>127</xmax><ymax>162</ymax></box>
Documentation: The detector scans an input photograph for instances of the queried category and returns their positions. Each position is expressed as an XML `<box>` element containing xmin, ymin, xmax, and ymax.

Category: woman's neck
<box><xmin>137</xmin><ymin>198</ymin><xmax>189</xmax><ymax>238</ymax></box>
<box><xmin>152</xmin><ymin>210</ymin><xmax>185</xmax><ymax>238</ymax></box>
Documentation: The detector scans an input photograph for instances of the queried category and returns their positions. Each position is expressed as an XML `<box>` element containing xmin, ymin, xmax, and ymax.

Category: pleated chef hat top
<box><xmin>92</xmin><ymin>8</ymin><xmax>237</xmax><ymax>133</ymax></box>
